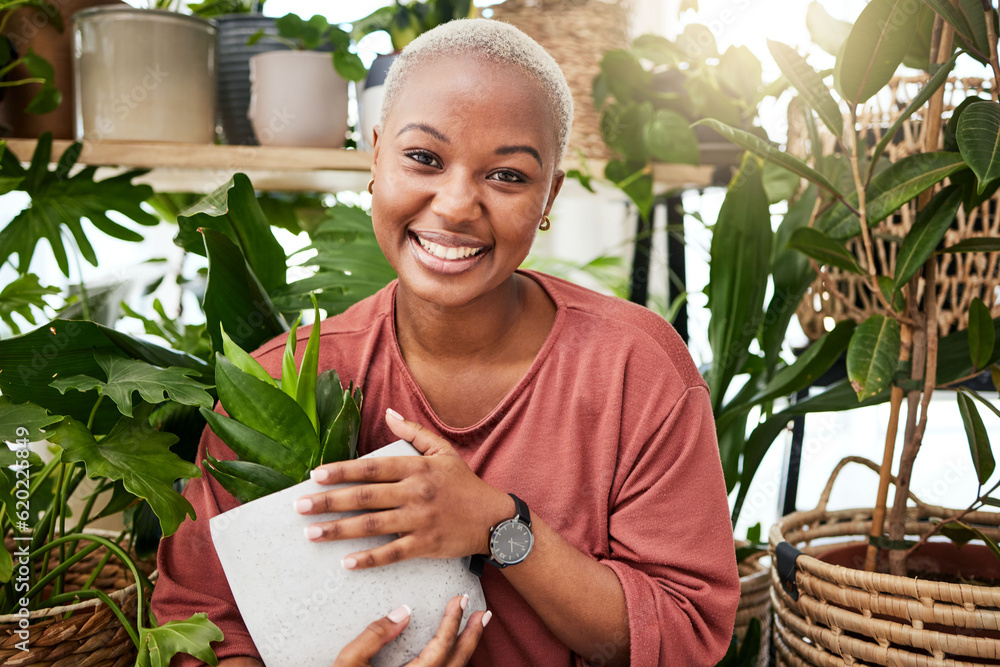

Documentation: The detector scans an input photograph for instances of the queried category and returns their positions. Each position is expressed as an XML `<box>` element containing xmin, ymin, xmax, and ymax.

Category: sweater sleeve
<box><xmin>599</xmin><ymin>385</ymin><xmax>739</xmax><ymax>667</ymax></box>
<box><xmin>152</xmin><ymin>420</ymin><xmax>262</xmax><ymax>666</ymax></box>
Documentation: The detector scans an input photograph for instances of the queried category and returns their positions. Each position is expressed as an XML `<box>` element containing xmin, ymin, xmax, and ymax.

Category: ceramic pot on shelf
<box><xmin>356</xmin><ymin>52</ymin><xmax>396</xmax><ymax>151</ymax></box>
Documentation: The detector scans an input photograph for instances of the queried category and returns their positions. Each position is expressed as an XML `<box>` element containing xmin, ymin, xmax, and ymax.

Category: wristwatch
<box><xmin>469</xmin><ymin>493</ymin><xmax>533</xmax><ymax>577</ymax></box>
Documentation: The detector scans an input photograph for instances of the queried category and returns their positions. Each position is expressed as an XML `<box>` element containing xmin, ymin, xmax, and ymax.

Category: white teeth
<box><xmin>416</xmin><ymin>235</ymin><xmax>483</xmax><ymax>261</ymax></box>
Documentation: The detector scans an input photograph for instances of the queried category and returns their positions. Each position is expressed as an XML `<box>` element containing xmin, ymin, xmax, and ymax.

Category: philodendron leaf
<box><xmin>847</xmin><ymin>314</ymin><xmax>901</xmax><ymax>400</ymax></box>
<box><xmin>969</xmin><ymin>297</ymin><xmax>996</xmax><ymax>371</ymax></box>
<box><xmin>200</xmin><ymin>409</ymin><xmax>310</xmax><ymax>482</ymax></box>
<box><xmin>204</xmin><ymin>456</ymin><xmax>295</xmax><ymax>503</ymax></box>
<box><xmin>51</xmin><ymin>353</ymin><xmax>213</xmax><ymax>418</ymax></box>
<box><xmin>0</xmin><ymin>273</ymin><xmax>59</xmax><ymax>334</ymax></box>
<box><xmin>836</xmin><ymin>0</ymin><xmax>920</xmax><ymax>105</ymax></box>
<box><xmin>137</xmin><ymin>613</ymin><xmax>223</xmax><ymax>667</ymax></box>
<box><xmin>788</xmin><ymin>227</ymin><xmax>864</xmax><ymax>274</ymax></box>
<box><xmin>893</xmin><ymin>186</ymin><xmax>963</xmax><ymax>291</ymax></box>
<box><xmin>0</xmin><ymin>395</ymin><xmax>62</xmax><ymax>443</ymax></box>
<box><xmin>47</xmin><ymin>405</ymin><xmax>200</xmax><ymax>537</ymax></box>
<box><xmin>768</xmin><ymin>39</ymin><xmax>842</xmax><ymax>138</ymax></box>
<box><xmin>957</xmin><ymin>101</ymin><xmax>1000</xmax><ymax>194</ymax></box>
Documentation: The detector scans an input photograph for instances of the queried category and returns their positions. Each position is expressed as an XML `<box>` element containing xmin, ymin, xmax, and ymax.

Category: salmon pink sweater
<box><xmin>152</xmin><ymin>271</ymin><xmax>739</xmax><ymax>666</ymax></box>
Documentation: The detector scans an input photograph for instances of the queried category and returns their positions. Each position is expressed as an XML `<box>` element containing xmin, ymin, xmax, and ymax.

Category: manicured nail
<box><xmin>460</xmin><ymin>593</ymin><xmax>469</xmax><ymax>611</ymax></box>
<box><xmin>481</xmin><ymin>610</ymin><xmax>492</xmax><ymax>627</ymax></box>
<box><xmin>310</xmin><ymin>468</ymin><xmax>329</xmax><ymax>482</ymax></box>
<box><xmin>342</xmin><ymin>556</ymin><xmax>358</xmax><ymax>570</ymax></box>
<box><xmin>388</xmin><ymin>604</ymin><xmax>411</xmax><ymax>623</ymax></box>
<box><xmin>294</xmin><ymin>498</ymin><xmax>312</xmax><ymax>513</ymax></box>
<box><xmin>304</xmin><ymin>525</ymin><xmax>323</xmax><ymax>540</ymax></box>
<box><xmin>386</xmin><ymin>408</ymin><xmax>404</xmax><ymax>421</ymax></box>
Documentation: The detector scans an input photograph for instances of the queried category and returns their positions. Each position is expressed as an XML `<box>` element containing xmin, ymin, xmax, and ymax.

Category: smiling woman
<box><xmin>152</xmin><ymin>18</ymin><xmax>739</xmax><ymax>667</ymax></box>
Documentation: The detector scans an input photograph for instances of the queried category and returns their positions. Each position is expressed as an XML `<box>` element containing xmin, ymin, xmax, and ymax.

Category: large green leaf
<box><xmin>204</xmin><ymin>456</ymin><xmax>295</xmax><ymax>503</ymax></box>
<box><xmin>893</xmin><ymin>186</ymin><xmax>963</xmax><ymax>291</ymax></box>
<box><xmin>957</xmin><ymin>101</ymin><xmax>1000</xmax><ymax>194</ymax></box>
<box><xmin>202</xmin><ymin>228</ymin><xmax>288</xmax><ymax>355</ymax></box>
<box><xmin>51</xmin><ymin>353</ymin><xmax>213</xmax><ymax>418</ymax></box>
<box><xmin>847</xmin><ymin>314</ymin><xmax>901</xmax><ymax>400</ymax></box>
<box><xmin>175</xmin><ymin>174</ymin><xmax>287</xmax><ymax>293</ymax></box>
<box><xmin>0</xmin><ymin>134</ymin><xmax>156</xmax><ymax>276</ymax></box>
<box><xmin>47</xmin><ymin>405</ymin><xmax>200</xmax><ymax>537</ymax></box>
<box><xmin>643</xmin><ymin>109</ymin><xmax>700</xmax><ymax>165</ymax></box>
<box><xmin>137</xmin><ymin>613</ymin><xmax>223</xmax><ymax>667</ymax></box>
<box><xmin>706</xmin><ymin>154</ymin><xmax>773</xmax><ymax>413</ymax></box>
<box><xmin>836</xmin><ymin>0</ymin><xmax>921</xmax><ymax>105</ymax></box>
<box><xmin>0</xmin><ymin>273</ymin><xmax>58</xmax><ymax>335</ymax></box>
<box><xmin>199</xmin><ymin>408</ymin><xmax>310</xmax><ymax>481</ymax></box>
<box><xmin>937</xmin><ymin>313</ymin><xmax>1000</xmax><ymax>385</ymax></box>
<box><xmin>788</xmin><ymin>227</ymin><xmax>864</xmax><ymax>274</ymax></box>
<box><xmin>0</xmin><ymin>395</ymin><xmax>61</xmax><ymax>443</ymax></box>
<box><xmin>956</xmin><ymin>391</ymin><xmax>995</xmax><ymax>484</ymax></box>
<box><xmin>597</xmin><ymin>49</ymin><xmax>651</xmax><ymax>104</ymax></box>
<box><xmin>0</xmin><ymin>319</ymin><xmax>211</xmax><ymax>434</ymax></box>
<box><xmin>919</xmin><ymin>0</ymin><xmax>993</xmax><ymax>62</ymax></box>
<box><xmin>807</xmin><ymin>1</ymin><xmax>853</xmax><ymax>56</ymax></box>
<box><xmin>768</xmin><ymin>40</ymin><xmax>842</xmax><ymax>138</ymax></box>
<box><xmin>695</xmin><ymin>120</ymin><xmax>842</xmax><ymax>196</ymax></box>
<box><xmin>969</xmin><ymin>297</ymin><xmax>996</xmax><ymax>371</ymax></box>
<box><xmin>717</xmin><ymin>45</ymin><xmax>762</xmax><ymax>105</ymax></box>
<box><xmin>816</xmin><ymin>152</ymin><xmax>967</xmax><ymax>240</ymax></box>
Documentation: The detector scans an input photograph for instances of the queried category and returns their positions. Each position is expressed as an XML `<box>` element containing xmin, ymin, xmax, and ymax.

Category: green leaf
<box><xmin>51</xmin><ymin>353</ymin><xmax>213</xmax><ymax>418</ymax></box>
<box><xmin>0</xmin><ymin>395</ymin><xmax>62</xmax><ymax>442</ymax></box>
<box><xmin>749</xmin><ymin>320</ymin><xmax>856</xmax><ymax>406</ymax></box>
<box><xmin>296</xmin><ymin>297</ymin><xmax>322</xmax><ymax>432</ymax></box>
<box><xmin>903</xmin><ymin>4</ymin><xmax>938</xmax><ymax>70</ymax></box>
<box><xmin>969</xmin><ymin>297</ymin><xmax>996</xmax><ymax>371</ymax></box>
<box><xmin>878</xmin><ymin>276</ymin><xmax>906</xmax><ymax>313</ymax></box>
<box><xmin>605</xmin><ymin>159</ymin><xmax>653</xmax><ymax>221</ymax></box>
<box><xmin>0</xmin><ymin>272</ymin><xmax>59</xmax><ymax>334</ymax></box>
<box><xmin>847</xmin><ymin>314</ymin><xmax>901</xmax><ymax>401</ymax></box>
<box><xmin>957</xmin><ymin>101</ymin><xmax>1000</xmax><ymax>194</ymax></box>
<box><xmin>21</xmin><ymin>50</ymin><xmax>62</xmax><ymax>115</ymax></box>
<box><xmin>316</xmin><ymin>369</ymin><xmax>346</xmax><ymax>452</ymax></box>
<box><xmin>893</xmin><ymin>186</ymin><xmax>963</xmax><ymax>291</ymax></box>
<box><xmin>597</xmin><ymin>49</ymin><xmax>651</xmax><ymax>104</ymax></box>
<box><xmin>788</xmin><ymin>227</ymin><xmax>864</xmax><ymax>274</ymax></box>
<box><xmin>201</xmin><ymin>228</ymin><xmax>288</xmax><ymax>355</ymax></box>
<box><xmin>768</xmin><ymin>40</ymin><xmax>841</xmax><ymax>138</ymax></box>
<box><xmin>706</xmin><ymin>154</ymin><xmax>773</xmax><ymax>413</ymax></box>
<box><xmin>199</xmin><ymin>408</ymin><xmax>309</xmax><ymax>481</ymax></box>
<box><xmin>333</xmin><ymin>50</ymin><xmax>366</xmax><ymax>82</ymax></box>
<box><xmin>807</xmin><ymin>1</ymin><xmax>853</xmax><ymax>56</ymax></box>
<box><xmin>762</xmin><ymin>161</ymin><xmax>800</xmax><ymax>204</ymax></box>
<box><xmin>816</xmin><ymin>152</ymin><xmax>968</xmax><ymax>240</ymax></box>
<box><xmin>940</xmin><ymin>521</ymin><xmax>1000</xmax><ymax>562</ymax></box>
<box><xmin>993</xmin><ymin>364</ymin><xmax>1000</xmax><ymax>393</ymax></box>
<box><xmin>137</xmin><ymin>613</ymin><xmax>223</xmax><ymax>667</ymax></box>
<box><xmin>221</xmin><ymin>327</ymin><xmax>275</xmax><ymax>386</ymax></box>
<box><xmin>204</xmin><ymin>456</ymin><xmax>295</xmax><ymax>503</ymax></box>
<box><xmin>694</xmin><ymin>120</ymin><xmax>842</xmax><ymax>196</ymax></box>
<box><xmin>321</xmin><ymin>389</ymin><xmax>361</xmax><ymax>464</ymax></box>
<box><xmin>836</xmin><ymin>0</ymin><xmax>921</xmax><ymax>105</ymax></box>
<box><xmin>643</xmin><ymin>109</ymin><xmax>700</xmax><ymax>165</ymax></box>
<box><xmin>717</xmin><ymin>45</ymin><xmax>762</xmax><ymax>104</ymax></box>
<box><xmin>957</xmin><ymin>391</ymin><xmax>993</xmax><ymax>484</ymax></box>
<box><xmin>47</xmin><ymin>405</ymin><xmax>200</xmax><ymax>537</ymax></box>
<box><xmin>919</xmin><ymin>0</ymin><xmax>992</xmax><ymax>62</ymax></box>
<box><xmin>0</xmin><ymin>543</ymin><xmax>12</xmax><ymax>585</ymax></box>
<box><xmin>941</xmin><ymin>237</ymin><xmax>1000</xmax><ymax>253</ymax></box>
<box><xmin>281</xmin><ymin>314</ymin><xmax>301</xmax><ymax>400</ymax></box>
<box><xmin>175</xmin><ymin>173</ymin><xmax>287</xmax><ymax>293</ymax></box>
<box><xmin>0</xmin><ymin>134</ymin><xmax>156</xmax><ymax>276</ymax></box>
<box><xmin>675</xmin><ymin>23</ymin><xmax>717</xmax><ymax>60</ymax></box>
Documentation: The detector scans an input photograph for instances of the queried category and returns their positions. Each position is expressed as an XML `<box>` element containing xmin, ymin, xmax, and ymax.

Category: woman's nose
<box><xmin>429</xmin><ymin>171</ymin><xmax>481</xmax><ymax>224</ymax></box>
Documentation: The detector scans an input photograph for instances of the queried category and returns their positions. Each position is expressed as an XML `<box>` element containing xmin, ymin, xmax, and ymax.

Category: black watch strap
<box><xmin>469</xmin><ymin>493</ymin><xmax>531</xmax><ymax>577</ymax></box>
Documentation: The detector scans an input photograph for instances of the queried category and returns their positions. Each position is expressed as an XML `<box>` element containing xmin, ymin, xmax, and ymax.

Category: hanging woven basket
<box><xmin>0</xmin><ymin>530</ymin><xmax>155</xmax><ymax>667</ymax></box>
<box><xmin>736</xmin><ymin>544</ymin><xmax>771</xmax><ymax>666</ymax></box>
<box><xmin>770</xmin><ymin>456</ymin><xmax>1000</xmax><ymax>666</ymax></box>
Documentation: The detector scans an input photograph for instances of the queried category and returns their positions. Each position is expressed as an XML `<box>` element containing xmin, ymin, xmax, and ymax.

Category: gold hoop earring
<box><xmin>539</xmin><ymin>215</ymin><xmax>551</xmax><ymax>231</ymax></box>
<box><xmin>367</xmin><ymin>178</ymin><xmax>375</xmax><ymax>195</ymax></box>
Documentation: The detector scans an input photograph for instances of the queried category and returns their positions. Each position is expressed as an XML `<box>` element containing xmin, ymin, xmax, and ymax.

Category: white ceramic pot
<box><xmin>248</xmin><ymin>50</ymin><xmax>349</xmax><ymax>148</ymax></box>
<box><xmin>73</xmin><ymin>7</ymin><xmax>216</xmax><ymax>143</ymax></box>
<box><xmin>210</xmin><ymin>440</ymin><xmax>486</xmax><ymax>667</ymax></box>
<box><xmin>357</xmin><ymin>52</ymin><xmax>396</xmax><ymax>151</ymax></box>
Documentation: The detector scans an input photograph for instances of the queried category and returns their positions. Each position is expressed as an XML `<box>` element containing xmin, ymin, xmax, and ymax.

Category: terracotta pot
<box><xmin>0</xmin><ymin>0</ymin><xmax>123</xmax><ymax>139</ymax></box>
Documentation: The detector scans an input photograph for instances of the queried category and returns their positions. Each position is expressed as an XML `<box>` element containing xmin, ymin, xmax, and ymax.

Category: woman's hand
<box><xmin>334</xmin><ymin>594</ymin><xmax>490</xmax><ymax>667</ymax></box>
<box><xmin>295</xmin><ymin>409</ymin><xmax>512</xmax><ymax>569</ymax></box>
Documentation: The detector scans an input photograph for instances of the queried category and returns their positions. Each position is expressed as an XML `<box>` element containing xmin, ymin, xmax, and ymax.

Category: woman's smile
<box><xmin>408</xmin><ymin>230</ymin><xmax>490</xmax><ymax>275</ymax></box>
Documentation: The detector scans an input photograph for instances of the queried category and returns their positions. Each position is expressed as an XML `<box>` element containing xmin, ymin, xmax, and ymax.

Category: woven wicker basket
<box><xmin>488</xmin><ymin>0</ymin><xmax>630</xmax><ymax>164</ymax></box>
<box><xmin>793</xmin><ymin>76</ymin><xmax>1000</xmax><ymax>340</ymax></box>
<box><xmin>770</xmin><ymin>456</ymin><xmax>1000</xmax><ymax>666</ymax></box>
<box><xmin>0</xmin><ymin>531</ymin><xmax>154</xmax><ymax>667</ymax></box>
<box><xmin>736</xmin><ymin>545</ymin><xmax>771</xmax><ymax>666</ymax></box>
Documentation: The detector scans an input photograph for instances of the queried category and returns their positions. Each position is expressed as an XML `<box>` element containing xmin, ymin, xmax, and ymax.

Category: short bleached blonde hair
<box><xmin>379</xmin><ymin>18</ymin><xmax>574</xmax><ymax>164</ymax></box>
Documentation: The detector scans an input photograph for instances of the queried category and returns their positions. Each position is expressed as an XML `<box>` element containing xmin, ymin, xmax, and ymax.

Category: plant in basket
<box><xmin>700</xmin><ymin>0</ymin><xmax>1000</xmax><ymax>664</ymax></box>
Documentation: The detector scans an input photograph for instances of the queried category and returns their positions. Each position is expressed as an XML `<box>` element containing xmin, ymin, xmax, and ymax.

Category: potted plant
<box><xmin>246</xmin><ymin>13</ymin><xmax>365</xmax><ymax>148</ymax></box>
<box><xmin>700</xmin><ymin>0</ymin><xmax>1000</xmax><ymax>663</ymax></box>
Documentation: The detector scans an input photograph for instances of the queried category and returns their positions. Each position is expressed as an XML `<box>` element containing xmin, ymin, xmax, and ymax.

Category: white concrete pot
<box><xmin>248</xmin><ymin>50</ymin><xmax>349</xmax><ymax>148</ymax></box>
<box><xmin>210</xmin><ymin>440</ymin><xmax>487</xmax><ymax>667</ymax></box>
<box><xmin>73</xmin><ymin>7</ymin><xmax>216</xmax><ymax>143</ymax></box>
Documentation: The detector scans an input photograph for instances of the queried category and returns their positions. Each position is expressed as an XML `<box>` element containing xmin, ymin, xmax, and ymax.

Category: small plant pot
<box><xmin>210</xmin><ymin>440</ymin><xmax>486</xmax><ymax>667</ymax></box>
<box><xmin>357</xmin><ymin>52</ymin><xmax>397</xmax><ymax>151</ymax></box>
<box><xmin>248</xmin><ymin>50</ymin><xmax>349</xmax><ymax>148</ymax></box>
<box><xmin>73</xmin><ymin>7</ymin><xmax>217</xmax><ymax>143</ymax></box>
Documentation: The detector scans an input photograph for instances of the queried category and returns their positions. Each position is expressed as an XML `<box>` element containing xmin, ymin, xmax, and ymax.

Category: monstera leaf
<box><xmin>0</xmin><ymin>133</ymin><xmax>157</xmax><ymax>276</ymax></box>
<box><xmin>137</xmin><ymin>613</ymin><xmax>223</xmax><ymax>667</ymax></box>
<box><xmin>0</xmin><ymin>272</ymin><xmax>58</xmax><ymax>335</ymax></box>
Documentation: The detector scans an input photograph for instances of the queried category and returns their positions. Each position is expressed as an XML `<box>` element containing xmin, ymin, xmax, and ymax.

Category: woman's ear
<box><xmin>543</xmin><ymin>170</ymin><xmax>565</xmax><ymax>216</ymax></box>
<box><xmin>371</xmin><ymin>125</ymin><xmax>382</xmax><ymax>168</ymax></box>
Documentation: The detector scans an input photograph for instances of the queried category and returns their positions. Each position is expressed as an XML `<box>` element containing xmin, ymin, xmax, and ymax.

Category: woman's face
<box><xmin>370</xmin><ymin>55</ymin><xmax>564</xmax><ymax>309</ymax></box>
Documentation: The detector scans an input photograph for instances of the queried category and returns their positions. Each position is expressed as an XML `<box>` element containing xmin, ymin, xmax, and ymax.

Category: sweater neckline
<box><xmin>387</xmin><ymin>270</ymin><xmax>566</xmax><ymax>437</ymax></box>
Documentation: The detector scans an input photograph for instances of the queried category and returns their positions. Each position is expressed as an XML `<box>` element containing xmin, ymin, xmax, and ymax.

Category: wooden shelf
<box><xmin>3</xmin><ymin>139</ymin><xmax>714</xmax><ymax>193</ymax></box>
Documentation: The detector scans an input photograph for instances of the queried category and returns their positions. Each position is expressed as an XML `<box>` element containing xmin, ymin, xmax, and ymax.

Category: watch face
<box><xmin>490</xmin><ymin>519</ymin><xmax>533</xmax><ymax>565</ymax></box>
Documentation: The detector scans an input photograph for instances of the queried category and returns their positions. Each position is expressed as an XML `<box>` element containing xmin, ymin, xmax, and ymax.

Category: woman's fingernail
<box><xmin>342</xmin><ymin>556</ymin><xmax>358</xmax><ymax>570</ymax></box>
<box><xmin>386</xmin><ymin>408</ymin><xmax>404</xmax><ymax>421</ymax></box>
<box><xmin>481</xmin><ymin>610</ymin><xmax>492</xmax><ymax>628</ymax></box>
<box><xmin>460</xmin><ymin>593</ymin><xmax>469</xmax><ymax>611</ymax></box>
<box><xmin>310</xmin><ymin>468</ymin><xmax>329</xmax><ymax>482</ymax></box>
<box><xmin>388</xmin><ymin>605</ymin><xmax>411</xmax><ymax>623</ymax></box>
<box><xmin>304</xmin><ymin>525</ymin><xmax>323</xmax><ymax>540</ymax></box>
<box><xmin>294</xmin><ymin>498</ymin><xmax>312</xmax><ymax>513</ymax></box>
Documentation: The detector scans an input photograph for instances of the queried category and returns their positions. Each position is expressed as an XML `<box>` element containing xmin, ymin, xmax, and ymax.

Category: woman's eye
<box><xmin>492</xmin><ymin>170</ymin><xmax>524</xmax><ymax>183</ymax></box>
<box><xmin>406</xmin><ymin>152</ymin><xmax>440</xmax><ymax>168</ymax></box>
